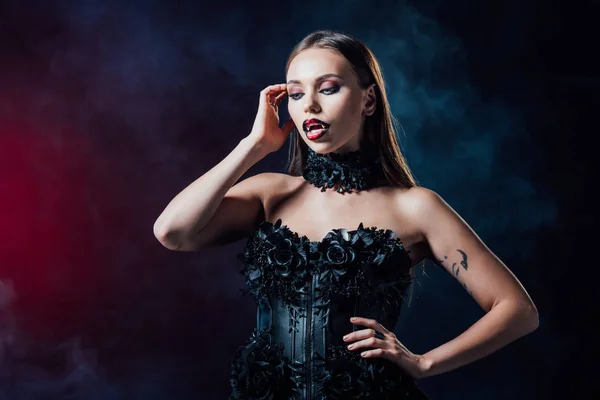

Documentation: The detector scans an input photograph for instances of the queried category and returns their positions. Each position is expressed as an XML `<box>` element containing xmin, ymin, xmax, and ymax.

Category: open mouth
<box><xmin>303</xmin><ymin>118</ymin><xmax>330</xmax><ymax>140</ymax></box>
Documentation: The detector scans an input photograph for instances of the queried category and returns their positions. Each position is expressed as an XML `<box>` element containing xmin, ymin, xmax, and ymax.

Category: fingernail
<box><xmin>343</xmin><ymin>335</ymin><xmax>349</xmax><ymax>341</ymax></box>
<box><xmin>351</xmin><ymin>317</ymin><xmax>358</xmax><ymax>321</ymax></box>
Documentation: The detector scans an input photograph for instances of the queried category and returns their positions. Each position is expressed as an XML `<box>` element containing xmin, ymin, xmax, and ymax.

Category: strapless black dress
<box><xmin>229</xmin><ymin>219</ymin><xmax>430</xmax><ymax>400</ymax></box>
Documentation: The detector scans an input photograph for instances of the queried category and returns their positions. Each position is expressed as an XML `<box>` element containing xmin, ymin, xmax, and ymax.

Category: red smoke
<box><xmin>0</xmin><ymin>119</ymin><xmax>97</xmax><ymax>336</ymax></box>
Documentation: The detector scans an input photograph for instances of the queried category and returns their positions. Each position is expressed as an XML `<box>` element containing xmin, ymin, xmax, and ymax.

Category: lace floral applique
<box><xmin>311</xmin><ymin>225</ymin><xmax>413</xmax><ymax>310</ymax></box>
<box><xmin>302</xmin><ymin>147</ymin><xmax>387</xmax><ymax>193</ymax></box>
<box><xmin>229</xmin><ymin>328</ymin><xmax>303</xmax><ymax>400</ymax></box>
<box><xmin>237</xmin><ymin>219</ymin><xmax>312</xmax><ymax>306</ymax></box>
<box><xmin>237</xmin><ymin>220</ymin><xmax>413</xmax><ymax>310</ymax></box>
<box><xmin>316</xmin><ymin>344</ymin><xmax>419</xmax><ymax>400</ymax></box>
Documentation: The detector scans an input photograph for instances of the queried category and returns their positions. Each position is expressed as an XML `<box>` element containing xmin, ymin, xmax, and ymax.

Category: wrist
<box><xmin>416</xmin><ymin>354</ymin><xmax>434</xmax><ymax>379</ymax></box>
<box><xmin>239</xmin><ymin>136</ymin><xmax>270</xmax><ymax>162</ymax></box>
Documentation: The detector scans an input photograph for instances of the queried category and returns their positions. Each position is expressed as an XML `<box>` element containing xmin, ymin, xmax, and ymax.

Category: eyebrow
<box><xmin>286</xmin><ymin>73</ymin><xmax>343</xmax><ymax>85</ymax></box>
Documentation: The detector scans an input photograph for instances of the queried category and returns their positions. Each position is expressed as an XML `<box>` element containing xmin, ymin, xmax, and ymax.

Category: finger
<box><xmin>259</xmin><ymin>84</ymin><xmax>287</xmax><ymax>108</ymax></box>
<box><xmin>271</xmin><ymin>92</ymin><xmax>288</xmax><ymax>108</ymax></box>
<box><xmin>269</xmin><ymin>94</ymin><xmax>277</xmax><ymax>107</ymax></box>
<box><xmin>274</xmin><ymin>90</ymin><xmax>287</xmax><ymax>106</ymax></box>
<box><xmin>359</xmin><ymin>348</ymin><xmax>387</xmax><ymax>359</ymax></box>
<box><xmin>350</xmin><ymin>317</ymin><xmax>392</xmax><ymax>336</ymax></box>
<box><xmin>260</xmin><ymin>84</ymin><xmax>287</xmax><ymax>99</ymax></box>
<box><xmin>346</xmin><ymin>336</ymin><xmax>387</xmax><ymax>351</ymax></box>
<box><xmin>343</xmin><ymin>328</ymin><xmax>380</xmax><ymax>342</ymax></box>
<box><xmin>261</xmin><ymin>83</ymin><xmax>287</xmax><ymax>93</ymax></box>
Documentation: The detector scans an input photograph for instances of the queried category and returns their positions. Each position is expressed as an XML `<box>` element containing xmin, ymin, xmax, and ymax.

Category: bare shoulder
<box><xmin>241</xmin><ymin>171</ymin><xmax>290</xmax><ymax>185</ymax></box>
<box><xmin>394</xmin><ymin>185</ymin><xmax>446</xmax><ymax>217</ymax></box>
<box><xmin>236</xmin><ymin>172</ymin><xmax>301</xmax><ymax>212</ymax></box>
<box><xmin>233</xmin><ymin>171</ymin><xmax>291</xmax><ymax>200</ymax></box>
<box><xmin>391</xmin><ymin>185</ymin><xmax>469</xmax><ymax>264</ymax></box>
<box><xmin>396</xmin><ymin>185</ymin><xmax>479</xmax><ymax>251</ymax></box>
<box><xmin>393</xmin><ymin>186</ymin><xmax>454</xmax><ymax>238</ymax></box>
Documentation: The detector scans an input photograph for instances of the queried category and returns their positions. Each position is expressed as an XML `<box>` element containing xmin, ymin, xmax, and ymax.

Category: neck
<box><xmin>301</xmin><ymin>146</ymin><xmax>387</xmax><ymax>194</ymax></box>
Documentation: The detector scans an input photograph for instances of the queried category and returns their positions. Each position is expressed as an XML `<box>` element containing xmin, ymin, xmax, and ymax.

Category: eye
<box><xmin>288</xmin><ymin>85</ymin><xmax>341</xmax><ymax>101</ymax></box>
<box><xmin>320</xmin><ymin>85</ymin><xmax>340</xmax><ymax>95</ymax></box>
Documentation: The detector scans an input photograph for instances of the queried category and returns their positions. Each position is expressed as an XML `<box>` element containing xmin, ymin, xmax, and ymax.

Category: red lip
<box><xmin>306</xmin><ymin>128</ymin><xmax>328</xmax><ymax>140</ymax></box>
<box><xmin>303</xmin><ymin>118</ymin><xmax>330</xmax><ymax>132</ymax></box>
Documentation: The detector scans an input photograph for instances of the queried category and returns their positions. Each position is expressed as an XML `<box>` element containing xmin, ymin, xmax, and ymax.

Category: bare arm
<box><xmin>153</xmin><ymin>137</ymin><xmax>270</xmax><ymax>251</ymax></box>
<box><xmin>406</xmin><ymin>187</ymin><xmax>539</xmax><ymax>378</ymax></box>
<box><xmin>153</xmin><ymin>83</ymin><xmax>294</xmax><ymax>251</ymax></box>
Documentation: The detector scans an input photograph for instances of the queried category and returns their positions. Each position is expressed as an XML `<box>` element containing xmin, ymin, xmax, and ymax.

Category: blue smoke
<box><xmin>0</xmin><ymin>0</ymin><xmax>556</xmax><ymax>398</ymax></box>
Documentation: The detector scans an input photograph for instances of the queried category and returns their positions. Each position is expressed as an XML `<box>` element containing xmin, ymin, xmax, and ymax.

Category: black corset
<box><xmin>229</xmin><ymin>219</ymin><xmax>430</xmax><ymax>400</ymax></box>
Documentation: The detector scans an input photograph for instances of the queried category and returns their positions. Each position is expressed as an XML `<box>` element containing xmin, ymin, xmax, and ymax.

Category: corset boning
<box><xmin>253</xmin><ymin>285</ymin><xmax>412</xmax><ymax>399</ymax></box>
<box><xmin>229</xmin><ymin>219</ymin><xmax>429</xmax><ymax>400</ymax></box>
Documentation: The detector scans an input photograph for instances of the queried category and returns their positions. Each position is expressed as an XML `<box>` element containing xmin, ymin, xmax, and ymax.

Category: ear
<box><xmin>363</xmin><ymin>84</ymin><xmax>377</xmax><ymax>116</ymax></box>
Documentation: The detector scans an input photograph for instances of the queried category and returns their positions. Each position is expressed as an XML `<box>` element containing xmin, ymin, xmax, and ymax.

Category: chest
<box><xmin>238</xmin><ymin>218</ymin><xmax>414</xmax><ymax>310</ymax></box>
<box><xmin>262</xmin><ymin>177</ymin><xmax>428</xmax><ymax>266</ymax></box>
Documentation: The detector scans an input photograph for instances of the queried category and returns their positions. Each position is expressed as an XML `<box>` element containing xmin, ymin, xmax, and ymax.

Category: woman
<box><xmin>153</xmin><ymin>30</ymin><xmax>539</xmax><ymax>399</ymax></box>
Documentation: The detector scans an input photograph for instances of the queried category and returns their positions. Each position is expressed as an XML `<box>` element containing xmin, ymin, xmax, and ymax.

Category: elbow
<box><xmin>526</xmin><ymin>303</ymin><xmax>540</xmax><ymax>333</ymax></box>
<box><xmin>515</xmin><ymin>301</ymin><xmax>539</xmax><ymax>335</ymax></box>
<box><xmin>153</xmin><ymin>221</ymin><xmax>182</xmax><ymax>251</ymax></box>
<box><xmin>494</xmin><ymin>299</ymin><xmax>539</xmax><ymax>336</ymax></box>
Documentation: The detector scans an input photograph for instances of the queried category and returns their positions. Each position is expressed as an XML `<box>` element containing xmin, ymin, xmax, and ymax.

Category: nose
<box><xmin>303</xmin><ymin>97</ymin><xmax>321</xmax><ymax>114</ymax></box>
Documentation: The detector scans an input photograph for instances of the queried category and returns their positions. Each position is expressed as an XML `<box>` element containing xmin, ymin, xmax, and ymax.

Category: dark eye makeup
<box><xmin>288</xmin><ymin>84</ymin><xmax>341</xmax><ymax>101</ymax></box>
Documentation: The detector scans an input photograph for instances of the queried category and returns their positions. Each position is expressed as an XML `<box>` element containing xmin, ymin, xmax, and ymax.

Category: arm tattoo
<box><xmin>436</xmin><ymin>250</ymin><xmax>473</xmax><ymax>296</ymax></box>
<box><xmin>435</xmin><ymin>255</ymin><xmax>449</xmax><ymax>265</ymax></box>
<box><xmin>450</xmin><ymin>249</ymin><xmax>469</xmax><ymax>277</ymax></box>
<box><xmin>457</xmin><ymin>249</ymin><xmax>468</xmax><ymax>270</ymax></box>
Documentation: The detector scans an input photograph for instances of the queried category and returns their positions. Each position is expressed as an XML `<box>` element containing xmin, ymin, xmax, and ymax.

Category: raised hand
<box><xmin>247</xmin><ymin>83</ymin><xmax>296</xmax><ymax>154</ymax></box>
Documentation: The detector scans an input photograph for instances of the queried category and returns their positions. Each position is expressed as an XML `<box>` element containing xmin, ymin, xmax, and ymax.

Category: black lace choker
<box><xmin>302</xmin><ymin>147</ymin><xmax>387</xmax><ymax>193</ymax></box>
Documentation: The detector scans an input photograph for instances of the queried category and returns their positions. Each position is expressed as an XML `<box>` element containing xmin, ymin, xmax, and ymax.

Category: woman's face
<box><xmin>286</xmin><ymin>48</ymin><xmax>374</xmax><ymax>154</ymax></box>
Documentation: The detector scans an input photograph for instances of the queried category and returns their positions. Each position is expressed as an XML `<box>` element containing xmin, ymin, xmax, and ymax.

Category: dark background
<box><xmin>0</xmin><ymin>0</ymin><xmax>596</xmax><ymax>398</ymax></box>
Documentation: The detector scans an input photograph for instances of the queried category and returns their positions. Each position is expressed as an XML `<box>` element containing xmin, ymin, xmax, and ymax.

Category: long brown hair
<box><xmin>284</xmin><ymin>30</ymin><xmax>419</xmax><ymax>190</ymax></box>
<box><xmin>285</xmin><ymin>31</ymin><xmax>424</xmax><ymax>305</ymax></box>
